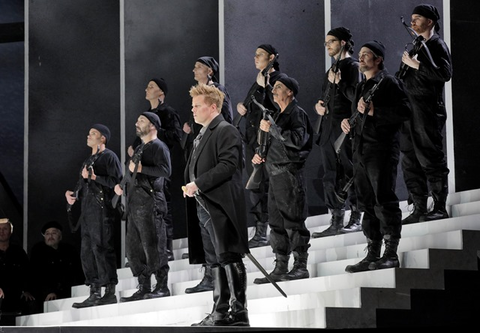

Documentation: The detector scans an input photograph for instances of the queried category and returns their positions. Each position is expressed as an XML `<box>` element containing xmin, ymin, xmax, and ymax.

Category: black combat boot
<box><xmin>402</xmin><ymin>196</ymin><xmax>428</xmax><ymax>224</ymax></box>
<box><xmin>120</xmin><ymin>275</ymin><xmax>151</xmax><ymax>302</ymax></box>
<box><xmin>340</xmin><ymin>206</ymin><xmax>362</xmax><ymax>233</ymax></box>
<box><xmin>312</xmin><ymin>209</ymin><xmax>345</xmax><ymax>238</ymax></box>
<box><xmin>95</xmin><ymin>284</ymin><xmax>117</xmax><ymax>306</ymax></box>
<box><xmin>369</xmin><ymin>235</ymin><xmax>400</xmax><ymax>270</ymax></box>
<box><xmin>185</xmin><ymin>265</ymin><xmax>214</xmax><ymax>293</ymax></box>
<box><xmin>192</xmin><ymin>266</ymin><xmax>231</xmax><ymax>326</ymax></box>
<box><xmin>248</xmin><ymin>221</ymin><xmax>269</xmax><ymax>248</ymax></box>
<box><xmin>224</xmin><ymin>262</ymin><xmax>249</xmax><ymax>326</ymax></box>
<box><xmin>72</xmin><ymin>285</ymin><xmax>101</xmax><ymax>308</ymax></box>
<box><xmin>424</xmin><ymin>193</ymin><xmax>449</xmax><ymax>221</ymax></box>
<box><xmin>145</xmin><ymin>267</ymin><xmax>170</xmax><ymax>299</ymax></box>
<box><xmin>166</xmin><ymin>238</ymin><xmax>174</xmax><ymax>261</ymax></box>
<box><xmin>253</xmin><ymin>253</ymin><xmax>289</xmax><ymax>284</ymax></box>
<box><xmin>345</xmin><ymin>239</ymin><xmax>382</xmax><ymax>273</ymax></box>
<box><xmin>282</xmin><ymin>251</ymin><xmax>309</xmax><ymax>281</ymax></box>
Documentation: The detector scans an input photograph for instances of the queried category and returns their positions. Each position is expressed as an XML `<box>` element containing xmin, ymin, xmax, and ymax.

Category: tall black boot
<box><xmin>424</xmin><ymin>192</ymin><xmax>449</xmax><ymax>221</ymax></box>
<box><xmin>248</xmin><ymin>221</ymin><xmax>269</xmax><ymax>248</ymax></box>
<box><xmin>282</xmin><ymin>251</ymin><xmax>309</xmax><ymax>281</ymax></box>
<box><xmin>345</xmin><ymin>239</ymin><xmax>382</xmax><ymax>273</ymax></box>
<box><xmin>402</xmin><ymin>195</ymin><xmax>428</xmax><ymax>224</ymax></box>
<box><xmin>369</xmin><ymin>235</ymin><xmax>400</xmax><ymax>270</ymax></box>
<box><xmin>192</xmin><ymin>266</ymin><xmax>231</xmax><ymax>326</ymax></box>
<box><xmin>224</xmin><ymin>262</ymin><xmax>249</xmax><ymax>326</ymax></box>
<box><xmin>145</xmin><ymin>266</ymin><xmax>170</xmax><ymax>299</ymax></box>
<box><xmin>95</xmin><ymin>284</ymin><xmax>117</xmax><ymax>306</ymax></box>
<box><xmin>72</xmin><ymin>285</ymin><xmax>101</xmax><ymax>308</ymax></box>
<box><xmin>166</xmin><ymin>237</ymin><xmax>174</xmax><ymax>261</ymax></box>
<box><xmin>312</xmin><ymin>209</ymin><xmax>345</xmax><ymax>238</ymax></box>
<box><xmin>185</xmin><ymin>265</ymin><xmax>214</xmax><ymax>293</ymax></box>
<box><xmin>253</xmin><ymin>253</ymin><xmax>289</xmax><ymax>284</ymax></box>
<box><xmin>120</xmin><ymin>275</ymin><xmax>151</xmax><ymax>302</ymax></box>
<box><xmin>340</xmin><ymin>206</ymin><xmax>362</xmax><ymax>233</ymax></box>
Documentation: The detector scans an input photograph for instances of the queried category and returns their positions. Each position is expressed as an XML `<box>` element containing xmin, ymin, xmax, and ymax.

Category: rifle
<box><xmin>396</xmin><ymin>16</ymin><xmax>439</xmax><ymax>79</ymax></box>
<box><xmin>111</xmin><ymin>142</ymin><xmax>145</xmax><ymax>210</ymax></box>
<box><xmin>245</xmin><ymin>96</ymin><xmax>284</xmax><ymax>190</ymax></box>
<box><xmin>66</xmin><ymin>146</ymin><xmax>102</xmax><ymax>232</ymax></box>
<box><xmin>233</xmin><ymin>53</ymin><xmax>279</xmax><ymax>127</ymax></box>
<box><xmin>313</xmin><ymin>43</ymin><xmax>345</xmax><ymax>134</ymax></box>
<box><xmin>334</xmin><ymin>75</ymin><xmax>384</xmax><ymax>155</ymax></box>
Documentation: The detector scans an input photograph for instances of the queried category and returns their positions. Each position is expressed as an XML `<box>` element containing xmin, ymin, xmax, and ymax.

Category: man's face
<box><xmin>145</xmin><ymin>81</ymin><xmax>163</xmax><ymax>102</ymax></box>
<box><xmin>0</xmin><ymin>223</ymin><xmax>12</xmax><ymax>243</ymax></box>
<box><xmin>44</xmin><ymin>227</ymin><xmax>62</xmax><ymax>249</ymax></box>
<box><xmin>193</xmin><ymin>62</ymin><xmax>211</xmax><ymax>83</ymax></box>
<box><xmin>191</xmin><ymin>95</ymin><xmax>215</xmax><ymax>126</ymax></box>
<box><xmin>324</xmin><ymin>35</ymin><xmax>341</xmax><ymax>57</ymax></box>
<box><xmin>254</xmin><ymin>48</ymin><xmax>272</xmax><ymax>71</ymax></box>
<box><xmin>411</xmin><ymin>14</ymin><xmax>432</xmax><ymax>34</ymax></box>
<box><xmin>87</xmin><ymin>129</ymin><xmax>103</xmax><ymax>148</ymax></box>
<box><xmin>272</xmin><ymin>81</ymin><xmax>292</xmax><ymax>105</ymax></box>
<box><xmin>358</xmin><ymin>47</ymin><xmax>377</xmax><ymax>73</ymax></box>
<box><xmin>135</xmin><ymin>115</ymin><xmax>152</xmax><ymax>137</ymax></box>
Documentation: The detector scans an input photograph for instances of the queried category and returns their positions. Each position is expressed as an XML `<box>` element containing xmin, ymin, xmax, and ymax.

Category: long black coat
<box><xmin>184</xmin><ymin>114</ymin><xmax>248</xmax><ymax>264</ymax></box>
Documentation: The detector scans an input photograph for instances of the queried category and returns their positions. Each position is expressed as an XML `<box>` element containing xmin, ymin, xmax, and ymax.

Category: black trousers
<box><xmin>245</xmin><ymin>144</ymin><xmax>269</xmax><ymax>223</ymax></box>
<box><xmin>400</xmin><ymin>95</ymin><xmax>449</xmax><ymax>201</ymax></box>
<box><xmin>354</xmin><ymin>148</ymin><xmax>402</xmax><ymax>241</ymax></box>
<box><xmin>319</xmin><ymin>131</ymin><xmax>357</xmax><ymax>211</ymax></box>
<box><xmin>126</xmin><ymin>187</ymin><xmax>169</xmax><ymax>280</ymax></box>
<box><xmin>268</xmin><ymin>170</ymin><xmax>310</xmax><ymax>255</ymax></box>
<box><xmin>80</xmin><ymin>194</ymin><xmax>118</xmax><ymax>287</ymax></box>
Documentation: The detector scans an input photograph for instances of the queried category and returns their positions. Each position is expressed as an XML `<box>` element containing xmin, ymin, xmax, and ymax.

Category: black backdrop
<box><xmin>0</xmin><ymin>0</ymin><xmax>478</xmax><ymax>255</ymax></box>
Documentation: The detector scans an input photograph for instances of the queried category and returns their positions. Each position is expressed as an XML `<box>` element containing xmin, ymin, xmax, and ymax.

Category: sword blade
<box><xmin>246</xmin><ymin>253</ymin><xmax>287</xmax><ymax>298</ymax></box>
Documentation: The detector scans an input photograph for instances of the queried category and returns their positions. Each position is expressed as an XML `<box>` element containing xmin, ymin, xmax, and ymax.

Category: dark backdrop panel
<box><xmin>0</xmin><ymin>0</ymin><xmax>24</xmax><ymax>241</ymax></box>
<box><xmin>224</xmin><ymin>0</ymin><xmax>326</xmax><ymax>218</ymax></box>
<box><xmin>451</xmin><ymin>0</ymin><xmax>480</xmax><ymax>192</ymax></box>
<box><xmin>124</xmin><ymin>0</ymin><xmax>219</xmax><ymax>239</ymax></box>
<box><xmin>28</xmin><ymin>0</ymin><xmax>120</xmax><ymax>251</ymax></box>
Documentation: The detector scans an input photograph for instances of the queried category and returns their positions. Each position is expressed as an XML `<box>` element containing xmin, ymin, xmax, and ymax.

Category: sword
<box><xmin>182</xmin><ymin>186</ymin><xmax>288</xmax><ymax>298</ymax></box>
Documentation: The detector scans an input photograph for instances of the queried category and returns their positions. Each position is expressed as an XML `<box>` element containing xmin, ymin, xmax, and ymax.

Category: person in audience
<box><xmin>0</xmin><ymin>217</ymin><xmax>34</xmax><ymax>325</ymax></box>
<box><xmin>29</xmin><ymin>220</ymin><xmax>83</xmax><ymax>313</ymax></box>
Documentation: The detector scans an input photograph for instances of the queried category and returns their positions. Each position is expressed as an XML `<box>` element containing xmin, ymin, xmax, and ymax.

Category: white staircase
<box><xmin>16</xmin><ymin>189</ymin><xmax>480</xmax><ymax>328</ymax></box>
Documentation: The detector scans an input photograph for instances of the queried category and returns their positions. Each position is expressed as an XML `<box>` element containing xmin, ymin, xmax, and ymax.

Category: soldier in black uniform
<box><xmin>116</xmin><ymin>112</ymin><xmax>171</xmax><ymax>302</ymax></box>
<box><xmin>312</xmin><ymin>27</ymin><xmax>364</xmax><ymax>238</ymax></box>
<box><xmin>65</xmin><ymin>124</ymin><xmax>122</xmax><ymax>308</ymax></box>
<box><xmin>399</xmin><ymin>4</ymin><xmax>452</xmax><ymax>224</ymax></box>
<box><xmin>342</xmin><ymin>41</ymin><xmax>411</xmax><ymax>273</ymax></box>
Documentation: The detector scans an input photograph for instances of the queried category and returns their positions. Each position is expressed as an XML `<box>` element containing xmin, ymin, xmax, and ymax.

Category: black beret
<box><xmin>257</xmin><ymin>44</ymin><xmax>278</xmax><ymax>56</ymax></box>
<box><xmin>141</xmin><ymin>111</ymin><xmax>162</xmax><ymax>131</ymax></box>
<box><xmin>197</xmin><ymin>56</ymin><xmax>219</xmax><ymax>82</ymax></box>
<box><xmin>150</xmin><ymin>78</ymin><xmax>168</xmax><ymax>96</ymax></box>
<box><xmin>41</xmin><ymin>220</ymin><xmax>63</xmax><ymax>234</ymax></box>
<box><xmin>327</xmin><ymin>27</ymin><xmax>352</xmax><ymax>42</ymax></box>
<box><xmin>412</xmin><ymin>4</ymin><xmax>440</xmax><ymax>21</ymax></box>
<box><xmin>276</xmin><ymin>73</ymin><xmax>299</xmax><ymax>97</ymax></box>
<box><xmin>362</xmin><ymin>40</ymin><xmax>386</xmax><ymax>60</ymax></box>
<box><xmin>91</xmin><ymin>124</ymin><xmax>111</xmax><ymax>144</ymax></box>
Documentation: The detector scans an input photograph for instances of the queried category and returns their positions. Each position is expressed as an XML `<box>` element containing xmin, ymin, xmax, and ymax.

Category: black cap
<box><xmin>276</xmin><ymin>73</ymin><xmax>299</xmax><ymax>97</ymax></box>
<box><xmin>150</xmin><ymin>78</ymin><xmax>168</xmax><ymax>96</ymax></box>
<box><xmin>141</xmin><ymin>111</ymin><xmax>162</xmax><ymax>131</ymax></box>
<box><xmin>327</xmin><ymin>27</ymin><xmax>352</xmax><ymax>42</ymax></box>
<box><xmin>91</xmin><ymin>124</ymin><xmax>111</xmax><ymax>144</ymax></box>
<box><xmin>412</xmin><ymin>4</ymin><xmax>441</xmax><ymax>32</ymax></box>
<box><xmin>362</xmin><ymin>40</ymin><xmax>386</xmax><ymax>60</ymax></box>
<box><xmin>41</xmin><ymin>220</ymin><xmax>63</xmax><ymax>235</ymax></box>
<box><xmin>197</xmin><ymin>56</ymin><xmax>219</xmax><ymax>82</ymax></box>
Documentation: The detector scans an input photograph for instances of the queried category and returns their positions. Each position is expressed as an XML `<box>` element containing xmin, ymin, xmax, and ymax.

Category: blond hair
<box><xmin>189</xmin><ymin>84</ymin><xmax>225</xmax><ymax>111</ymax></box>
